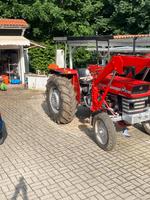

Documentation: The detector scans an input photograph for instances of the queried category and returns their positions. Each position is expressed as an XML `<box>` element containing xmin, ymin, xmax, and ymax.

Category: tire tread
<box><xmin>46</xmin><ymin>75</ymin><xmax>77</xmax><ymax>124</ymax></box>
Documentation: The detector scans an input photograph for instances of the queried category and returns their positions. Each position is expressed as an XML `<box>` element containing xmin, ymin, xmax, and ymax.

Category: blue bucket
<box><xmin>11</xmin><ymin>79</ymin><xmax>21</xmax><ymax>84</ymax></box>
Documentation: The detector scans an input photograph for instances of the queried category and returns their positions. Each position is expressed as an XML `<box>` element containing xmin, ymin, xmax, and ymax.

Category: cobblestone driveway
<box><xmin>0</xmin><ymin>88</ymin><xmax>150</xmax><ymax>200</ymax></box>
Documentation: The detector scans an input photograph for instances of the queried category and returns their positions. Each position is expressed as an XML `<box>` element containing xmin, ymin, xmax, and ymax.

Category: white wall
<box><xmin>27</xmin><ymin>74</ymin><xmax>48</xmax><ymax>90</ymax></box>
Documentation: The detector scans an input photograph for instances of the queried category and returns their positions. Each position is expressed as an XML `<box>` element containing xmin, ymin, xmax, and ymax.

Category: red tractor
<box><xmin>46</xmin><ymin>36</ymin><xmax>150</xmax><ymax>151</ymax></box>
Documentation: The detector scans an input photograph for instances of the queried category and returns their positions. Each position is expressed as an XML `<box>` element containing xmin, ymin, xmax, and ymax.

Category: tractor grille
<box><xmin>122</xmin><ymin>97</ymin><xmax>149</xmax><ymax>114</ymax></box>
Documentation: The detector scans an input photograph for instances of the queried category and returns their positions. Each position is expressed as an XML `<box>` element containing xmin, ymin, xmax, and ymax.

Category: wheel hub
<box><xmin>95</xmin><ymin>120</ymin><xmax>108</xmax><ymax>145</ymax></box>
<box><xmin>145</xmin><ymin>122</ymin><xmax>150</xmax><ymax>129</ymax></box>
<box><xmin>49</xmin><ymin>87</ymin><xmax>60</xmax><ymax>114</ymax></box>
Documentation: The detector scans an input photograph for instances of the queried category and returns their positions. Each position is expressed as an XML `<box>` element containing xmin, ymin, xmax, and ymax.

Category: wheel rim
<box><xmin>49</xmin><ymin>86</ymin><xmax>60</xmax><ymax>114</ymax></box>
<box><xmin>95</xmin><ymin>119</ymin><xmax>108</xmax><ymax>145</ymax></box>
<box><xmin>145</xmin><ymin>121</ymin><xmax>150</xmax><ymax>129</ymax></box>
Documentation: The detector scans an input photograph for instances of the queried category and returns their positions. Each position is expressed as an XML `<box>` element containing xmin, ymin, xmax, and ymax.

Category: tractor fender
<box><xmin>48</xmin><ymin>64</ymin><xmax>81</xmax><ymax>103</ymax></box>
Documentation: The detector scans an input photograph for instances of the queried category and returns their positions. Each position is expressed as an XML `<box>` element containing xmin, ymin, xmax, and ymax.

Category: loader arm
<box><xmin>91</xmin><ymin>55</ymin><xmax>150</xmax><ymax>112</ymax></box>
<box><xmin>94</xmin><ymin>55</ymin><xmax>150</xmax><ymax>85</ymax></box>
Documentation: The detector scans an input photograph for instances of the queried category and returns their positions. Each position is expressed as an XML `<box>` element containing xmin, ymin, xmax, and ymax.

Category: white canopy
<box><xmin>0</xmin><ymin>36</ymin><xmax>30</xmax><ymax>46</ymax></box>
<box><xmin>54</xmin><ymin>35</ymin><xmax>150</xmax><ymax>53</ymax></box>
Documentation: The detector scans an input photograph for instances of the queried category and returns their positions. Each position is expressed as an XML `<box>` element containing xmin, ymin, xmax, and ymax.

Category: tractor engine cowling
<box><xmin>122</xmin><ymin>97</ymin><xmax>150</xmax><ymax>124</ymax></box>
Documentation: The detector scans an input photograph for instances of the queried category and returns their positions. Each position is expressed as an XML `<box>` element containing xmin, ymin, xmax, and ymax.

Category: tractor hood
<box><xmin>99</xmin><ymin>75</ymin><xmax>150</xmax><ymax>98</ymax></box>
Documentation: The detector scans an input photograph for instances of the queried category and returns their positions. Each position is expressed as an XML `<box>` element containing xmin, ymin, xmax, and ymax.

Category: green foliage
<box><xmin>28</xmin><ymin>42</ymin><xmax>55</xmax><ymax>73</ymax></box>
<box><xmin>73</xmin><ymin>48</ymin><xmax>93</xmax><ymax>68</ymax></box>
<box><xmin>0</xmin><ymin>0</ymin><xmax>149</xmax><ymax>37</ymax></box>
<box><xmin>106</xmin><ymin>0</ymin><xmax>150</xmax><ymax>34</ymax></box>
<box><xmin>0</xmin><ymin>0</ymin><xmax>149</xmax><ymax>71</ymax></box>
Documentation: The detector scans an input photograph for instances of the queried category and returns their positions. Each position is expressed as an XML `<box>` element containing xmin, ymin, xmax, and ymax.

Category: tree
<box><xmin>28</xmin><ymin>41</ymin><xmax>55</xmax><ymax>73</ymax></box>
<box><xmin>0</xmin><ymin>0</ymin><xmax>149</xmax><ymax>71</ymax></box>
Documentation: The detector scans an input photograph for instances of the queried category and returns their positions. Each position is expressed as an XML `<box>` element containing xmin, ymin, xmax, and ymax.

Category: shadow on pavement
<box><xmin>76</xmin><ymin>106</ymin><xmax>91</xmax><ymax>122</ymax></box>
<box><xmin>77</xmin><ymin>106</ymin><xmax>96</xmax><ymax>142</ymax></box>
<box><xmin>11</xmin><ymin>177</ymin><xmax>29</xmax><ymax>200</ymax></box>
<box><xmin>78</xmin><ymin>124</ymin><xmax>95</xmax><ymax>141</ymax></box>
<box><xmin>41</xmin><ymin>100</ymin><xmax>97</xmax><ymax>143</ymax></box>
<box><xmin>134</xmin><ymin>123</ymin><xmax>148</xmax><ymax>135</ymax></box>
<box><xmin>41</xmin><ymin>101</ymin><xmax>96</xmax><ymax>142</ymax></box>
<box><xmin>41</xmin><ymin>100</ymin><xmax>50</xmax><ymax>117</ymax></box>
<box><xmin>41</xmin><ymin>100</ymin><xmax>92</xmax><ymax>123</ymax></box>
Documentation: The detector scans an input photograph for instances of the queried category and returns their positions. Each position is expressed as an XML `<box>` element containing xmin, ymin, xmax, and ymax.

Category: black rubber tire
<box><xmin>93</xmin><ymin>112</ymin><xmax>116</xmax><ymax>151</ymax></box>
<box><xmin>142</xmin><ymin>121</ymin><xmax>150</xmax><ymax>135</ymax></box>
<box><xmin>46</xmin><ymin>75</ymin><xmax>77</xmax><ymax>124</ymax></box>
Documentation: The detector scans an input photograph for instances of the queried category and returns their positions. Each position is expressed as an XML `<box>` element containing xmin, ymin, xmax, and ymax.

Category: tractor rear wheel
<box><xmin>46</xmin><ymin>75</ymin><xmax>77</xmax><ymax>124</ymax></box>
<box><xmin>142</xmin><ymin>121</ymin><xmax>150</xmax><ymax>135</ymax></box>
<box><xmin>93</xmin><ymin>112</ymin><xmax>116</xmax><ymax>151</ymax></box>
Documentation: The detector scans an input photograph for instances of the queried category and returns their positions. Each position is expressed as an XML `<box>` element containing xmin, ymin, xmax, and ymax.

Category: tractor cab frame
<box><xmin>53</xmin><ymin>34</ymin><xmax>150</xmax><ymax>69</ymax></box>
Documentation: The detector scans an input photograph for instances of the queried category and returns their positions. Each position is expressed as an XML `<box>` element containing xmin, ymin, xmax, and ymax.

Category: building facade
<box><xmin>0</xmin><ymin>19</ymin><xmax>30</xmax><ymax>83</ymax></box>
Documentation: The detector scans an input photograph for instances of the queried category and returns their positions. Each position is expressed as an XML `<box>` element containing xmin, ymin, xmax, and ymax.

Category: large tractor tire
<box><xmin>93</xmin><ymin>112</ymin><xmax>116</xmax><ymax>151</ymax></box>
<box><xmin>46</xmin><ymin>75</ymin><xmax>77</xmax><ymax>124</ymax></box>
<box><xmin>142</xmin><ymin>121</ymin><xmax>150</xmax><ymax>135</ymax></box>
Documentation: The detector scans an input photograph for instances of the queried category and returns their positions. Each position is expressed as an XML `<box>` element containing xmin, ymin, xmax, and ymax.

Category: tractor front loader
<box><xmin>46</xmin><ymin>36</ymin><xmax>150</xmax><ymax>151</ymax></box>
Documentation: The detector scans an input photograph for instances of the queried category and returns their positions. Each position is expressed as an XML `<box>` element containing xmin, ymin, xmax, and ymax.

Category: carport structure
<box><xmin>54</xmin><ymin>34</ymin><xmax>150</xmax><ymax>68</ymax></box>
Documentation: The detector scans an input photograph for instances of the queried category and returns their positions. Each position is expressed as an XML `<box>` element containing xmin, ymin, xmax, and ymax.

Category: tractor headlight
<box><xmin>132</xmin><ymin>85</ymin><xmax>149</xmax><ymax>94</ymax></box>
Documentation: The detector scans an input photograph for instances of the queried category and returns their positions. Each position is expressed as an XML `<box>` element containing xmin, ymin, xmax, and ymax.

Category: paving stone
<box><xmin>0</xmin><ymin>88</ymin><xmax>150</xmax><ymax>200</ymax></box>
<box><xmin>142</xmin><ymin>194</ymin><xmax>150</xmax><ymax>200</ymax></box>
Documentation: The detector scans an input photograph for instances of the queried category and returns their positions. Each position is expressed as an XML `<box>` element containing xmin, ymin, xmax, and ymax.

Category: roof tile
<box><xmin>0</xmin><ymin>19</ymin><xmax>28</xmax><ymax>28</ymax></box>
<box><xmin>114</xmin><ymin>34</ymin><xmax>150</xmax><ymax>39</ymax></box>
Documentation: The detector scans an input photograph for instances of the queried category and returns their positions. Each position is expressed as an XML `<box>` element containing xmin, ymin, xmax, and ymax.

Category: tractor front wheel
<box><xmin>142</xmin><ymin>121</ymin><xmax>150</xmax><ymax>135</ymax></box>
<box><xmin>46</xmin><ymin>75</ymin><xmax>77</xmax><ymax>124</ymax></box>
<box><xmin>93</xmin><ymin>112</ymin><xmax>116</xmax><ymax>151</ymax></box>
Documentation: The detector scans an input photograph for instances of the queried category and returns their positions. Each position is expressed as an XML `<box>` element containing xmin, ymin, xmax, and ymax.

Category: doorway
<box><xmin>0</xmin><ymin>49</ymin><xmax>19</xmax><ymax>80</ymax></box>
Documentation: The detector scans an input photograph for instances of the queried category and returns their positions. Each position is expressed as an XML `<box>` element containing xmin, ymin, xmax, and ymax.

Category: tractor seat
<box><xmin>77</xmin><ymin>68</ymin><xmax>92</xmax><ymax>83</ymax></box>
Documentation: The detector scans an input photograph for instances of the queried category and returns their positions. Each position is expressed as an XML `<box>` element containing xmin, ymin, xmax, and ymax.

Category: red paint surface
<box><xmin>48</xmin><ymin>55</ymin><xmax>150</xmax><ymax>112</ymax></box>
